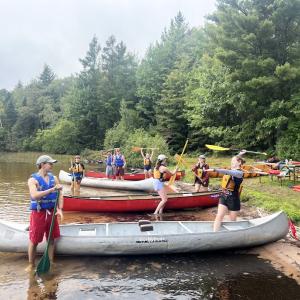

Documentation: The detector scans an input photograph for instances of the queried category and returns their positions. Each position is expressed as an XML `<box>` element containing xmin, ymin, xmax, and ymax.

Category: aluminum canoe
<box><xmin>0</xmin><ymin>211</ymin><xmax>288</xmax><ymax>255</ymax></box>
<box><xmin>59</xmin><ymin>170</ymin><xmax>155</xmax><ymax>192</ymax></box>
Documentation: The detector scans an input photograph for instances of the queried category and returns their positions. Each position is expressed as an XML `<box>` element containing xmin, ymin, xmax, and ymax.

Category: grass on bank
<box><xmin>179</xmin><ymin>156</ymin><xmax>300</xmax><ymax>223</ymax></box>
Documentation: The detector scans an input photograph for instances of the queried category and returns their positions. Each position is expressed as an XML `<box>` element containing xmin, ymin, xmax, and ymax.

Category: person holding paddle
<box><xmin>153</xmin><ymin>154</ymin><xmax>178</xmax><ymax>215</ymax></box>
<box><xmin>27</xmin><ymin>155</ymin><xmax>63</xmax><ymax>271</ymax></box>
<box><xmin>207</xmin><ymin>154</ymin><xmax>245</xmax><ymax>231</ymax></box>
<box><xmin>141</xmin><ymin>148</ymin><xmax>154</xmax><ymax>179</ymax></box>
<box><xmin>69</xmin><ymin>155</ymin><xmax>85</xmax><ymax>195</ymax></box>
<box><xmin>192</xmin><ymin>154</ymin><xmax>209</xmax><ymax>192</ymax></box>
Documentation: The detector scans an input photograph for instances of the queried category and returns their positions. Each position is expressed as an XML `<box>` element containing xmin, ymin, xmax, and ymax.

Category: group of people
<box><xmin>105</xmin><ymin>148</ymin><xmax>153</xmax><ymax>180</ymax></box>
<box><xmin>27</xmin><ymin>150</ymin><xmax>246</xmax><ymax>270</ymax></box>
<box><xmin>105</xmin><ymin>148</ymin><xmax>127</xmax><ymax>180</ymax></box>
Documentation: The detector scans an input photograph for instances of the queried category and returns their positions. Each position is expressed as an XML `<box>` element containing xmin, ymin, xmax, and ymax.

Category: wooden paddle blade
<box><xmin>35</xmin><ymin>252</ymin><xmax>50</xmax><ymax>275</ymax></box>
<box><xmin>205</xmin><ymin>144</ymin><xmax>230</xmax><ymax>151</ymax></box>
<box><xmin>132</xmin><ymin>147</ymin><xmax>142</xmax><ymax>152</ymax></box>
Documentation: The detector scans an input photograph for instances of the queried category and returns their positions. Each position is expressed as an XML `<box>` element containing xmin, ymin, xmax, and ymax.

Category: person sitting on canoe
<box><xmin>27</xmin><ymin>155</ymin><xmax>63</xmax><ymax>271</ymax></box>
<box><xmin>105</xmin><ymin>151</ymin><xmax>114</xmax><ymax>179</ymax></box>
<box><xmin>192</xmin><ymin>154</ymin><xmax>209</xmax><ymax>192</ymax></box>
<box><xmin>141</xmin><ymin>148</ymin><xmax>154</xmax><ymax>179</ymax></box>
<box><xmin>113</xmin><ymin>148</ymin><xmax>126</xmax><ymax>180</ymax></box>
<box><xmin>69</xmin><ymin>155</ymin><xmax>85</xmax><ymax>195</ymax></box>
<box><xmin>207</xmin><ymin>154</ymin><xmax>245</xmax><ymax>231</ymax></box>
<box><xmin>153</xmin><ymin>154</ymin><xmax>178</xmax><ymax>215</ymax></box>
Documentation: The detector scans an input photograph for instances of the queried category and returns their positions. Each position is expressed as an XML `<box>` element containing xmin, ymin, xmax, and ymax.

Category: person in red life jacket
<box><xmin>105</xmin><ymin>151</ymin><xmax>114</xmax><ymax>178</ymax></box>
<box><xmin>141</xmin><ymin>148</ymin><xmax>154</xmax><ymax>179</ymax></box>
<box><xmin>27</xmin><ymin>155</ymin><xmax>63</xmax><ymax>271</ymax></box>
<box><xmin>207</xmin><ymin>154</ymin><xmax>245</xmax><ymax>231</ymax></box>
<box><xmin>153</xmin><ymin>154</ymin><xmax>178</xmax><ymax>215</ymax></box>
<box><xmin>69</xmin><ymin>155</ymin><xmax>85</xmax><ymax>195</ymax></box>
<box><xmin>113</xmin><ymin>148</ymin><xmax>126</xmax><ymax>180</ymax></box>
<box><xmin>192</xmin><ymin>154</ymin><xmax>209</xmax><ymax>192</ymax></box>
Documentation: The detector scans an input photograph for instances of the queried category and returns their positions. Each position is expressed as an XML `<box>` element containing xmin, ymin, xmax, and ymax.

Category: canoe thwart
<box><xmin>140</xmin><ymin>224</ymin><xmax>154</xmax><ymax>232</ymax></box>
<box><xmin>138</xmin><ymin>220</ymin><xmax>151</xmax><ymax>226</ymax></box>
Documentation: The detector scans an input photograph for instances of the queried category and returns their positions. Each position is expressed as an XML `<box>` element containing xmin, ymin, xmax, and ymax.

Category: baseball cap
<box><xmin>36</xmin><ymin>155</ymin><xmax>57</xmax><ymax>165</ymax></box>
<box><xmin>199</xmin><ymin>155</ymin><xmax>206</xmax><ymax>159</ymax></box>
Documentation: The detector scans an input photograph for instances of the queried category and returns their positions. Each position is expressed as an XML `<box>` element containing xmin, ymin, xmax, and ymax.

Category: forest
<box><xmin>0</xmin><ymin>0</ymin><xmax>299</xmax><ymax>160</ymax></box>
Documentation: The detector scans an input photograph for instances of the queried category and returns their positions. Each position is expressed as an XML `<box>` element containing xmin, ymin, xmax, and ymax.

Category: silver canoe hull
<box><xmin>0</xmin><ymin>212</ymin><xmax>289</xmax><ymax>255</ymax></box>
<box><xmin>59</xmin><ymin>170</ymin><xmax>155</xmax><ymax>192</ymax></box>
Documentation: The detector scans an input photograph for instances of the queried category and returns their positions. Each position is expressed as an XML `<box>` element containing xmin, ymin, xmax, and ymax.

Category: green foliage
<box><xmin>28</xmin><ymin>120</ymin><xmax>80</xmax><ymax>154</ymax></box>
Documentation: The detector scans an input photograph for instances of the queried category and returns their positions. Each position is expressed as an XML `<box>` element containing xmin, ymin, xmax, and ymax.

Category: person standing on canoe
<box><xmin>153</xmin><ymin>154</ymin><xmax>178</xmax><ymax>215</ymax></box>
<box><xmin>27</xmin><ymin>155</ymin><xmax>63</xmax><ymax>271</ymax></box>
<box><xmin>141</xmin><ymin>148</ymin><xmax>154</xmax><ymax>179</ymax></box>
<box><xmin>105</xmin><ymin>151</ymin><xmax>114</xmax><ymax>179</ymax></box>
<box><xmin>69</xmin><ymin>155</ymin><xmax>85</xmax><ymax>196</ymax></box>
<box><xmin>113</xmin><ymin>148</ymin><xmax>126</xmax><ymax>180</ymax></box>
<box><xmin>192</xmin><ymin>154</ymin><xmax>209</xmax><ymax>192</ymax></box>
<box><xmin>207</xmin><ymin>153</ymin><xmax>245</xmax><ymax>231</ymax></box>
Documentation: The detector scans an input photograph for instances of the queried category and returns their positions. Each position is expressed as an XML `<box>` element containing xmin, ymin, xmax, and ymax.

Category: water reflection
<box><xmin>20</xmin><ymin>254</ymin><xmax>300</xmax><ymax>300</ymax></box>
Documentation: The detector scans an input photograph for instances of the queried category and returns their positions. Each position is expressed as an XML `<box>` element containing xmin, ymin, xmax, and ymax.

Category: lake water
<box><xmin>0</xmin><ymin>152</ymin><xmax>299</xmax><ymax>299</ymax></box>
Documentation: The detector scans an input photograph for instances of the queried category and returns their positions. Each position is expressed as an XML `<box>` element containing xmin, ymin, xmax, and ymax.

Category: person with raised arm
<box><xmin>141</xmin><ymin>148</ymin><xmax>154</xmax><ymax>179</ymax></box>
<box><xmin>207</xmin><ymin>152</ymin><xmax>246</xmax><ymax>231</ymax></box>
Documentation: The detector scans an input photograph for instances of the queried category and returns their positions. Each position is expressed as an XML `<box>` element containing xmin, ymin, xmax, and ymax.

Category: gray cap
<box><xmin>199</xmin><ymin>155</ymin><xmax>206</xmax><ymax>159</ymax></box>
<box><xmin>36</xmin><ymin>155</ymin><xmax>57</xmax><ymax>165</ymax></box>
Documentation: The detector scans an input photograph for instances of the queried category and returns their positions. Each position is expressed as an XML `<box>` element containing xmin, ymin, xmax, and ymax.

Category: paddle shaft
<box><xmin>35</xmin><ymin>191</ymin><xmax>60</xmax><ymax>275</ymax></box>
<box><xmin>168</xmin><ymin>139</ymin><xmax>189</xmax><ymax>185</ymax></box>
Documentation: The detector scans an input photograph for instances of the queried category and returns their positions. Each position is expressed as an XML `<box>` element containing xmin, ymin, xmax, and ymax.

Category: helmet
<box><xmin>157</xmin><ymin>154</ymin><xmax>167</xmax><ymax>161</ymax></box>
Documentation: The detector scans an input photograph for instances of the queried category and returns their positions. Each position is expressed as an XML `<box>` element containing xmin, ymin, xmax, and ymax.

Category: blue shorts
<box><xmin>144</xmin><ymin>165</ymin><xmax>152</xmax><ymax>171</ymax></box>
<box><xmin>153</xmin><ymin>179</ymin><xmax>164</xmax><ymax>191</ymax></box>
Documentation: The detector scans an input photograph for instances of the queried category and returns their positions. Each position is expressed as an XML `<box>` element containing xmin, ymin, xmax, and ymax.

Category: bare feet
<box><xmin>25</xmin><ymin>263</ymin><xmax>35</xmax><ymax>273</ymax></box>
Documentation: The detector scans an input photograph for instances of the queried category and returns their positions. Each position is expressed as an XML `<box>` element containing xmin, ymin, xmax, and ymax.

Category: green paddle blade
<box><xmin>35</xmin><ymin>251</ymin><xmax>50</xmax><ymax>275</ymax></box>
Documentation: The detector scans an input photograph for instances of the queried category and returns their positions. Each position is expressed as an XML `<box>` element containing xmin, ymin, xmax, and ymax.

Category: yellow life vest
<box><xmin>153</xmin><ymin>168</ymin><xmax>165</xmax><ymax>181</ymax></box>
<box><xmin>221</xmin><ymin>175</ymin><xmax>243</xmax><ymax>193</ymax></box>
<box><xmin>197</xmin><ymin>169</ymin><xmax>203</xmax><ymax>178</ymax></box>
<box><xmin>71</xmin><ymin>163</ymin><xmax>84</xmax><ymax>173</ymax></box>
<box><xmin>144</xmin><ymin>158</ymin><xmax>151</xmax><ymax>166</ymax></box>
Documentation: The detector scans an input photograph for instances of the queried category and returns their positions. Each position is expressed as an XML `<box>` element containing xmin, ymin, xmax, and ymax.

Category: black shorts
<box><xmin>194</xmin><ymin>178</ymin><xmax>209</xmax><ymax>187</ymax></box>
<box><xmin>219</xmin><ymin>194</ymin><xmax>240</xmax><ymax>211</ymax></box>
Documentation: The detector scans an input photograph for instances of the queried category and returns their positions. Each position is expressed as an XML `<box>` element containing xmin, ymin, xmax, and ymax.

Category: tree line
<box><xmin>0</xmin><ymin>0</ymin><xmax>299</xmax><ymax>160</ymax></box>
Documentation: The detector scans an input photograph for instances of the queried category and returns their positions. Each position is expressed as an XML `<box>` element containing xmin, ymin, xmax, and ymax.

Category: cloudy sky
<box><xmin>0</xmin><ymin>0</ymin><xmax>216</xmax><ymax>90</ymax></box>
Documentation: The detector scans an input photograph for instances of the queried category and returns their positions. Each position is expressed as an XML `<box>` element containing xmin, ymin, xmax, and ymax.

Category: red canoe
<box><xmin>85</xmin><ymin>170</ymin><xmax>185</xmax><ymax>181</ymax></box>
<box><xmin>63</xmin><ymin>191</ymin><xmax>221</xmax><ymax>212</ymax></box>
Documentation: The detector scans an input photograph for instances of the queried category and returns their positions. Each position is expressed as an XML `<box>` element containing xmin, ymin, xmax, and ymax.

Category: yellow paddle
<box><xmin>168</xmin><ymin>139</ymin><xmax>189</xmax><ymax>186</ymax></box>
<box><xmin>205</xmin><ymin>144</ymin><xmax>267</xmax><ymax>155</ymax></box>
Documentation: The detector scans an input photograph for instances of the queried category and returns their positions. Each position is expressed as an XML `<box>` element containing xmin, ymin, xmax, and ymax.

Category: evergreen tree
<box><xmin>39</xmin><ymin>64</ymin><xmax>55</xmax><ymax>85</ymax></box>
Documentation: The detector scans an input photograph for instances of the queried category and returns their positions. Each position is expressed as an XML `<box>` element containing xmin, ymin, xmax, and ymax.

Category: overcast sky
<box><xmin>0</xmin><ymin>0</ymin><xmax>216</xmax><ymax>90</ymax></box>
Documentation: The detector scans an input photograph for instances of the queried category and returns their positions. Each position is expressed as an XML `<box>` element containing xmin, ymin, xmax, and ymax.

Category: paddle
<box><xmin>70</xmin><ymin>159</ymin><xmax>75</xmax><ymax>195</ymax></box>
<box><xmin>35</xmin><ymin>191</ymin><xmax>60</xmax><ymax>276</ymax></box>
<box><xmin>205</xmin><ymin>144</ymin><xmax>267</xmax><ymax>155</ymax></box>
<box><xmin>168</xmin><ymin>139</ymin><xmax>189</xmax><ymax>186</ymax></box>
<box><xmin>132</xmin><ymin>147</ymin><xmax>159</xmax><ymax>152</ymax></box>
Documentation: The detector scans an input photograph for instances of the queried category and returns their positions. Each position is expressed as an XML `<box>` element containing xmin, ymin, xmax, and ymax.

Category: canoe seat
<box><xmin>222</xmin><ymin>225</ymin><xmax>245</xmax><ymax>231</ymax></box>
<box><xmin>78</xmin><ymin>228</ymin><xmax>96</xmax><ymax>236</ymax></box>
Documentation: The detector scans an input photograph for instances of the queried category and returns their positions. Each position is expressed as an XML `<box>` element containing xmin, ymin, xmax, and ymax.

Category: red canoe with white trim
<box><xmin>63</xmin><ymin>191</ymin><xmax>221</xmax><ymax>212</ymax></box>
<box><xmin>85</xmin><ymin>170</ymin><xmax>185</xmax><ymax>181</ymax></box>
